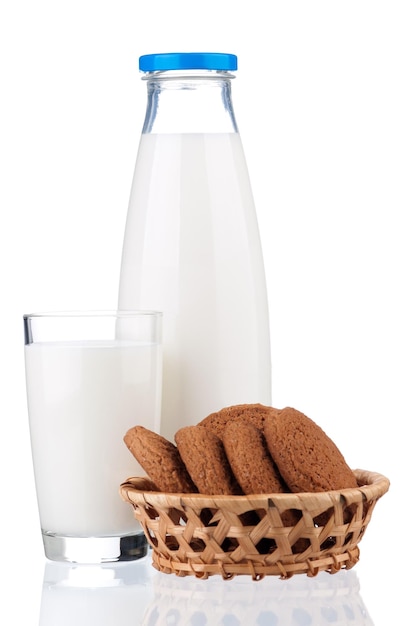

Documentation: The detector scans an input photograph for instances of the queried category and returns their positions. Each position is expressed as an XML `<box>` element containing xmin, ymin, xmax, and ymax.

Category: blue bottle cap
<box><xmin>139</xmin><ymin>52</ymin><xmax>238</xmax><ymax>72</ymax></box>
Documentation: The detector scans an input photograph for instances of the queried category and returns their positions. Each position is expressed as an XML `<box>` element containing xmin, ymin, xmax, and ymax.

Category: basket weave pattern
<box><xmin>120</xmin><ymin>469</ymin><xmax>389</xmax><ymax>580</ymax></box>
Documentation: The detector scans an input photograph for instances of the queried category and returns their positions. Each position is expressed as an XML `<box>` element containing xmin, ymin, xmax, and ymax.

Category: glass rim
<box><xmin>23</xmin><ymin>310</ymin><xmax>163</xmax><ymax>320</ymax></box>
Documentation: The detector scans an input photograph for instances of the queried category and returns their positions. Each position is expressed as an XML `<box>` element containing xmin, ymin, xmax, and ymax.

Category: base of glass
<box><xmin>42</xmin><ymin>530</ymin><xmax>148</xmax><ymax>564</ymax></box>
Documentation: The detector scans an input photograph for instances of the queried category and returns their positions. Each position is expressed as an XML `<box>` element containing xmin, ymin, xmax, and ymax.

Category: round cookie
<box><xmin>222</xmin><ymin>421</ymin><xmax>306</xmax><ymax>547</ymax></box>
<box><xmin>263</xmin><ymin>407</ymin><xmax>358</xmax><ymax>492</ymax></box>
<box><xmin>175</xmin><ymin>426</ymin><xmax>242</xmax><ymax>495</ymax></box>
<box><xmin>223</xmin><ymin>421</ymin><xmax>288</xmax><ymax>495</ymax></box>
<box><xmin>199</xmin><ymin>403</ymin><xmax>282</xmax><ymax>440</ymax></box>
<box><xmin>124</xmin><ymin>425</ymin><xmax>197</xmax><ymax>493</ymax></box>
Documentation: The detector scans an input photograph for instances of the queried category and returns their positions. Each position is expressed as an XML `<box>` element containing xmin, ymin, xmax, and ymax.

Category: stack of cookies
<box><xmin>123</xmin><ymin>404</ymin><xmax>359</xmax><ymax>496</ymax></box>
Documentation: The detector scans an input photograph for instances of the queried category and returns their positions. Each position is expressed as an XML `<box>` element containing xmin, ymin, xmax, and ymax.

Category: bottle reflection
<box><xmin>143</xmin><ymin>568</ymin><xmax>374</xmax><ymax>626</ymax></box>
<box><xmin>39</xmin><ymin>559</ymin><xmax>153</xmax><ymax>625</ymax></box>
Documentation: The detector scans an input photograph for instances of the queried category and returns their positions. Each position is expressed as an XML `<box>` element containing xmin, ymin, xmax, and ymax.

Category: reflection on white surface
<box><xmin>39</xmin><ymin>555</ymin><xmax>374</xmax><ymax>626</ymax></box>
<box><xmin>143</xmin><ymin>566</ymin><xmax>374</xmax><ymax>626</ymax></box>
<box><xmin>39</xmin><ymin>559</ymin><xmax>154</xmax><ymax>625</ymax></box>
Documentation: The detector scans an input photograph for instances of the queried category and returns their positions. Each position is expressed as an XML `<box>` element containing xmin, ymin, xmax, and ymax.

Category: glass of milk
<box><xmin>23</xmin><ymin>311</ymin><xmax>162</xmax><ymax>563</ymax></box>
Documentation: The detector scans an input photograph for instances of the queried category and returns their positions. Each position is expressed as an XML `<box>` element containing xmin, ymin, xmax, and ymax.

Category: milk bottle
<box><xmin>118</xmin><ymin>53</ymin><xmax>271</xmax><ymax>440</ymax></box>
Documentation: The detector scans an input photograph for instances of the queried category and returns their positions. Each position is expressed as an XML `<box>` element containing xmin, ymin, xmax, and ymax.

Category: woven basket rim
<box><xmin>120</xmin><ymin>468</ymin><xmax>389</xmax><ymax>511</ymax></box>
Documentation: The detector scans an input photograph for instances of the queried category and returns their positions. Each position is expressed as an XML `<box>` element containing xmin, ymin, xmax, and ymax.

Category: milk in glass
<box><xmin>25</xmin><ymin>339</ymin><xmax>161</xmax><ymax>536</ymax></box>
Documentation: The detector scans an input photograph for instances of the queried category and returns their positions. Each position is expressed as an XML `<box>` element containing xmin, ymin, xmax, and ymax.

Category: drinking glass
<box><xmin>24</xmin><ymin>311</ymin><xmax>162</xmax><ymax>563</ymax></box>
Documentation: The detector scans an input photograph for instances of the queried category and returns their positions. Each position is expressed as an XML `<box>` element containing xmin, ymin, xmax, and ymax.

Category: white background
<box><xmin>0</xmin><ymin>1</ymin><xmax>414</xmax><ymax>624</ymax></box>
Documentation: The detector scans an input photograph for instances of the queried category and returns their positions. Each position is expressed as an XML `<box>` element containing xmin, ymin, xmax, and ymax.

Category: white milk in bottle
<box><xmin>118</xmin><ymin>53</ymin><xmax>271</xmax><ymax>440</ymax></box>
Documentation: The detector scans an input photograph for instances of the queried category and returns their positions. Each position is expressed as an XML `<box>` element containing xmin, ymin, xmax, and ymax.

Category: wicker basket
<box><xmin>120</xmin><ymin>469</ymin><xmax>389</xmax><ymax>580</ymax></box>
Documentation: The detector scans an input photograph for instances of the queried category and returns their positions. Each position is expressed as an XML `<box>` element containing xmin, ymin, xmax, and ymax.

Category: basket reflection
<box><xmin>143</xmin><ymin>566</ymin><xmax>374</xmax><ymax>626</ymax></box>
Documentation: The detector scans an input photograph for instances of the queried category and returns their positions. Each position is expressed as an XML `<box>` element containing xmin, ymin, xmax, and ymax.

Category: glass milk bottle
<box><xmin>118</xmin><ymin>52</ymin><xmax>271</xmax><ymax>441</ymax></box>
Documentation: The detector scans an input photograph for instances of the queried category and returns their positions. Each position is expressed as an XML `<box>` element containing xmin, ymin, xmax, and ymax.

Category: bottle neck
<box><xmin>141</xmin><ymin>70</ymin><xmax>238</xmax><ymax>134</ymax></box>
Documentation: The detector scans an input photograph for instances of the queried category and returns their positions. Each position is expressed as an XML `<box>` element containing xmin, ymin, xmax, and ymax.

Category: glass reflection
<box><xmin>39</xmin><ymin>559</ymin><xmax>153</xmax><ymax>625</ymax></box>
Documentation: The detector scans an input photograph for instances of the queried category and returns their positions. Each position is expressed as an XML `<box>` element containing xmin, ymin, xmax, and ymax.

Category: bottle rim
<box><xmin>139</xmin><ymin>52</ymin><xmax>238</xmax><ymax>73</ymax></box>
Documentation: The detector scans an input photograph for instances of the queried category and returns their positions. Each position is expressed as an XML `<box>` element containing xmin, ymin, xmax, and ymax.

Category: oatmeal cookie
<box><xmin>223</xmin><ymin>421</ymin><xmax>288</xmax><ymax>495</ymax></box>
<box><xmin>124</xmin><ymin>425</ymin><xmax>197</xmax><ymax>493</ymax></box>
<box><xmin>199</xmin><ymin>403</ymin><xmax>282</xmax><ymax>440</ymax></box>
<box><xmin>175</xmin><ymin>425</ymin><xmax>242</xmax><ymax>495</ymax></box>
<box><xmin>264</xmin><ymin>407</ymin><xmax>358</xmax><ymax>492</ymax></box>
